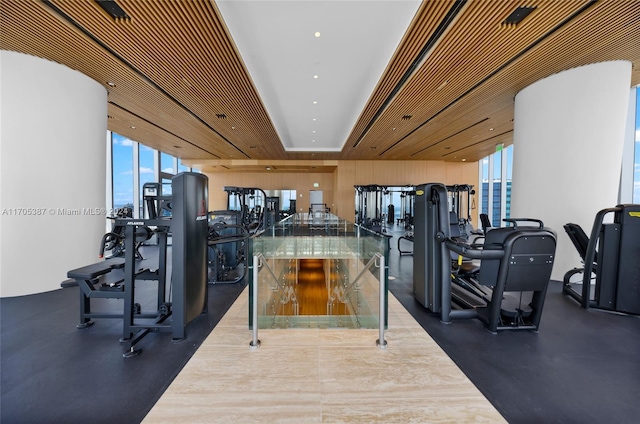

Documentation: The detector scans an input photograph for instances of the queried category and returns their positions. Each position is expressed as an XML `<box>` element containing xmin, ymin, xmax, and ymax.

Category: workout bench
<box><xmin>63</xmin><ymin>258</ymin><xmax>161</xmax><ymax>329</ymax></box>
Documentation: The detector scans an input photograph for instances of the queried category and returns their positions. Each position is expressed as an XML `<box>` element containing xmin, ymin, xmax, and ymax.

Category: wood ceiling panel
<box><xmin>1</xmin><ymin>0</ymin><xmax>258</xmax><ymax>160</ymax></box>
<box><xmin>342</xmin><ymin>0</ymin><xmax>458</xmax><ymax>152</ymax></box>
<box><xmin>2</xmin><ymin>0</ymin><xmax>639</xmax><ymax>169</ymax></box>
<box><xmin>347</xmin><ymin>0</ymin><xmax>593</xmax><ymax>160</ymax></box>
<box><xmin>405</xmin><ymin>0</ymin><xmax>640</xmax><ymax>163</ymax></box>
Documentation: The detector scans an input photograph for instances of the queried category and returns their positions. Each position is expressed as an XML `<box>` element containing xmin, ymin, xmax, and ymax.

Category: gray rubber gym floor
<box><xmin>2</xmin><ymin>230</ymin><xmax>640</xmax><ymax>423</ymax></box>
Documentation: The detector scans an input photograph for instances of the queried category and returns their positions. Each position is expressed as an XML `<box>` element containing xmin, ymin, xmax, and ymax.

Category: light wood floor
<box><xmin>143</xmin><ymin>287</ymin><xmax>506</xmax><ymax>423</ymax></box>
<box><xmin>297</xmin><ymin>259</ymin><xmax>328</xmax><ymax>315</ymax></box>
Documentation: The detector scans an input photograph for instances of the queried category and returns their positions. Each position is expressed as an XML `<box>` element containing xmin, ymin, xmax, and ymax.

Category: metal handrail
<box><xmin>259</xmin><ymin>254</ymin><xmax>299</xmax><ymax>310</ymax></box>
<box><xmin>331</xmin><ymin>253</ymin><xmax>387</xmax><ymax>348</ymax></box>
<box><xmin>342</xmin><ymin>253</ymin><xmax>382</xmax><ymax>298</ymax></box>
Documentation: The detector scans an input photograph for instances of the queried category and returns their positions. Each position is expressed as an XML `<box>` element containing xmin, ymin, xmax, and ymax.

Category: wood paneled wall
<box><xmin>205</xmin><ymin>160</ymin><xmax>478</xmax><ymax>222</ymax></box>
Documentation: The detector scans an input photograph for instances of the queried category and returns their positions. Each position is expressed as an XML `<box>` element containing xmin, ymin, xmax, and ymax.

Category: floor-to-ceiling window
<box><xmin>108</xmin><ymin>133</ymin><xmax>192</xmax><ymax>218</ymax></box>
<box><xmin>111</xmin><ymin>133</ymin><xmax>134</xmax><ymax>212</ymax></box>
<box><xmin>634</xmin><ymin>86</ymin><xmax>640</xmax><ymax>202</ymax></box>
<box><xmin>479</xmin><ymin>145</ymin><xmax>512</xmax><ymax>228</ymax></box>
<box><xmin>139</xmin><ymin>144</ymin><xmax>158</xmax><ymax>218</ymax></box>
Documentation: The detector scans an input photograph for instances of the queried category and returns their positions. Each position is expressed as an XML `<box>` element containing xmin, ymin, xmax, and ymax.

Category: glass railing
<box><xmin>248</xmin><ymin>213</ymin><xmax>389</xmax><ymax>336</ymax></box>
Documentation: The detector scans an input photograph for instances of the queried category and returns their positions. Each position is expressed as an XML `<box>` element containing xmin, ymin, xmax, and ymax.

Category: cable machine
<box><xmin>66</xmin><ymin>172</ymin><xmax>209</xmax><ymax>357</ymax></box>
<box><xmin>206</xmin><ymin>187</ymin><xmax>268</xmax><ymax>284</ymax></box>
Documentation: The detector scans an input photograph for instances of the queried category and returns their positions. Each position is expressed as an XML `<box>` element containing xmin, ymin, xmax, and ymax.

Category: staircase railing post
<box><xmin>250</xmin><ymin>254</ymin><xmax>261</xmax><ymax>349</ymax></box>
<box><xmin>376</xmin><ymin>254</ymin><xmax>387</xmax><ymax>349</ymax></box>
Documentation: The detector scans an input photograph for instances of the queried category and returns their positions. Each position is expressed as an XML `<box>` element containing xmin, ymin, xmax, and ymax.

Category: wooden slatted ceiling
<box><xmin>1</xmin><ymin>0</ymin><xmax>249</xmax><ymax>160</ymax></box>
<box><xmin>342</xmin><ymin>0</ymin><xmax>457</xmax><ymax>151</ymax></box>
<box><xmin>395</xmin><ymin>0</ymin><xmax>640</xmax><ymax>162</ymax></box>
<box><xmin>348</xmin><ymin>0</ymin><xmax>640</xmax><ymax>163</ymax></box>
<box><xmin>2</xmin><ymin>0</ymin><xmax>639</xmax><ymax>168</ymax></box>
<box><xmin>45</xmin><ymin>0</ymin><xmax>287</xmax><ymax>160</ymax></box>
<box><xmin>346</xmin><ymin>0</ymin><xmax>592</xmax><ymax>160</ymax></box>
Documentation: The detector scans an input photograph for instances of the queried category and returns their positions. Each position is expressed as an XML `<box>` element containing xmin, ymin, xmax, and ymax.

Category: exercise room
<box><xmin>2</xmin><ymin>1</ymin><xmax>639</xmax><ymax>423</ymax></box>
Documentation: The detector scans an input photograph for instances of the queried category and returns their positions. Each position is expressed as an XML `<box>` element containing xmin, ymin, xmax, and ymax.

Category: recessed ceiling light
<box><xmin>231</xmin><ymin>126</ymin><xmax>236</xmax><ymax>130</ymax></box>
<box><xmin>462</xmin><ymin>159</ymin><xmax>466</xmax><ymax>162</ymax></box>
<box><xmin>313</xmin><ymin>101</ymin><xmax>317</xmax><ymax>104</ymax></box>
<box><xmin>312</xmin><ymin>130</ymin><xmax>316</xmax><ymax>133</ymax></box>
<box><xmin>313</xmin><ymin>75</ymin><xmax>319</xmax><ymax>79</ymax></box>
<box><xmin>130</xmin><ymin>126</ymin><xmax>136</xmax><ymax>129</ymax></box>
<box><xmin>313</xmin><ymin>118</ymin><xmax>316</xmax><ymax>121</ymax></box>
<box><xmin>489</xmin><ymin>128</ymin><xmax>494</xmax><ymax>131</ymax></box>
<box><xmin>106</xmin><ymin>81</ymin><xmax>116</xmax><ymax>87</ymax></box>
<box><xmin>312</xmin><ymin>140</ymin><xmax>316</xmax><ymax>143</ymax></box>
<box><xmin>314</xmin><ymin>31</ymin><xmax>321</xmax><ymax>38</ymax></box>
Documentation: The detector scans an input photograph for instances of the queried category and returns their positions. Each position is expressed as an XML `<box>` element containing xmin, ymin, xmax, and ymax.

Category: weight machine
<box><xmin>224</xmin><ymin>186</ymin><xmax>268</xmax><ymax>233</ymax></box>
<box><xmin>355</xmin><ymin>184</ymin><xmax>391</xmax><ymax>234</ymax></box>
<box><xmin>413</xmin><ymin>183</ymin><xmax>557</xmax><ymax>333</ymax></box>
<box><xmin>65</xmin><ymin>172</ymin><xmax>209</xmax><ymax>357</ymax></box>
<box><xmin>563</xmin><ymin>204</ymin><xmax>640</xmax><ymax>315</ymax></box>
<box><xmin>446</xmin><ymin>184</ymin><xmax>476</xmax><ymax>240</ymax></box>
<box><xmin>208</xmin><ymin>210</ymin><xmax>249</xmax><ymax>284</ymax></box>
<box><xmin>206</xmin><ymin>187</ymin><xmax>268</xmax><ymax>284</ymax></box>
<box><xmin>98</xmin><ymin>206</ymin><xmax>150</xmax><ymax>260</ymax></box>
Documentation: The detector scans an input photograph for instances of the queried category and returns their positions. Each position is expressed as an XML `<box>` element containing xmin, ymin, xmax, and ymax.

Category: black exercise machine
<box><xmin>397</xmin><ymin>231</ymin><xmax>414</xmax><ymax>255</ymax></box>
<box><xmin>355</xmin><ymin>184</ymin><xmax>385</xmax><ymax>231</ymax></box>
<box><xmin>206</xmin><ymin>186</ymin><xmax>269</xmax><ymax>284</ymax></box>
<box><xmin>98</xmin><ymin>206</ymin><xmax>151</xmax><ymax>259</ymax></box>
<box><xmin>399</xmin><ymin>187</ymin><xmax>415</xmax><ymax>230</ymax></box>
<box><xmin>64</xmin><ymin>172</ymin><xmax>209</xmax><ymax>357</ymax></box>
<box><xmin>208</xmin><ymin>210</ymin><xmax>249</xmax><ymax>284</ymax></box>
<box><xmin>413</xmin><ymin>183</ymin><xmax>557</xmax><ymax>333</ymax></box>
<box><xmin>446</xmin><ymin>184</ymin><xmax>476</xmax><ymax>240</ymax></box>
<box><xmin>224</xmin><ymin>186</ymin><xmax>268</xmax><ymax>233</ymax></box>
<box><xmin>563</xmin><ymin>204</ymin><xmax>640</xmax><ymax>315</ymax></box>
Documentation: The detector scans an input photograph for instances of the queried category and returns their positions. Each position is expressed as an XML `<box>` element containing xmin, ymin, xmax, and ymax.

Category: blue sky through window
<box><xmin>634</xmin><ymin>86</ymin><xmax>640</xmax><ymax>202</ymax></box>
<box><xmin>112</xmin><ymin>133</ymin><xmax>134</xmax><ymax>209</ymax></box>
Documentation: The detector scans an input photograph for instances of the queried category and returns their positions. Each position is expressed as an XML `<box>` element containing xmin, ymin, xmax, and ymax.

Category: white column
<box><xmin>1</xmin><ymin>51</ymin><xmax>107</xmax><ymax>296</ymax></box>
<box><xmin>512</xmin><ymin>61</ymin><xmax>632</xmax><ymax>280</ymax></box>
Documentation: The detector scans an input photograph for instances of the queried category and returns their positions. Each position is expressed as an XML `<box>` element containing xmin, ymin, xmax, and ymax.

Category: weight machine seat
<box><xmin>478</xmin><ymin>226</ymin><xmax>556</xmax><ymax>292</ymax></box>
<box><xmin>563</xmin><ymin>223</ymin><xmax>597</xmax><ymax>266</ymax></box>
<box><xmin>67</xmin><ymin>258</ymin><xmax>126</xmax><ymax>281</ymax></box>
<box><xmin>474</xmin><ymin>225</ymin><xmax>556</xmax><ymax>332</ymax></box>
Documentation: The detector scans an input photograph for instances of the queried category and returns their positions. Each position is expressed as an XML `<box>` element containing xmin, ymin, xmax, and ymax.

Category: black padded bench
<box><xmin>64</xmin><ymin>258</ymin><xmax>127</xmax><ymax>328</ymax></box>
<box><xmin>66</xmin><ymin>259</ymin><xmax>127</xmax><ymax>292</ymax></box>
<box><xmin>64</xmin><ymin>258</ymin><xmax>162</xmax><ymax>329</ymax></box>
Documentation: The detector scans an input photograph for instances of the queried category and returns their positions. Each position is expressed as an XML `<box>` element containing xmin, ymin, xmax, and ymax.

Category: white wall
<box><xmin>0</xmin><ymin>50</ymin><xmax>107</xmax><ymax>297</ymax></box>
<box><xmin>512</xmin><ymin>61</ymin><xmax>632</xmax><ymax>280</ymax></box>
